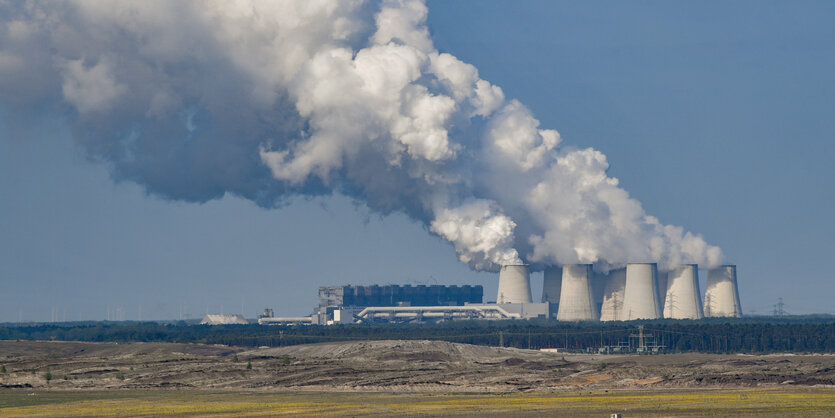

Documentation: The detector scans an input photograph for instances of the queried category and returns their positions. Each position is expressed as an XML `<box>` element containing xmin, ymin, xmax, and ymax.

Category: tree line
<box><xmin>1</xmin><ymin>316</ymin><xmax>834</xmax><ymax>353</ymax></box>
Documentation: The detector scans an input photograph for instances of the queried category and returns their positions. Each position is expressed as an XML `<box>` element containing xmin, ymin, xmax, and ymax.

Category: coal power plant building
<box><xmin>259</xmin><ymin>263</ymin><xmax>741</xmax><ymax>325</ymax></box>
<box><xmin>313</xmin><ymin>284</ymin><xmax>483</xmax><ymax>324</ymax></box>
<box><xmin>319</xmin><ymin>284</ymin><xmax>483</xmax><ymax>308</ymax></box>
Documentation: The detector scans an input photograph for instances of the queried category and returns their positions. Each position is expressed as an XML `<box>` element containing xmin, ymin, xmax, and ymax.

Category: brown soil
<box><xmin>0</xmin><ymin>340</ymin><xmax>833</xmax><ymax>392</ymax></box>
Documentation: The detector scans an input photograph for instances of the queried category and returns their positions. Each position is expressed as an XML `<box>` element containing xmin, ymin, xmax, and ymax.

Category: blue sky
<box><xmin>1</xmin><ymin>1</ymin><xmax>833</xmax><ymax>320</ymax></box>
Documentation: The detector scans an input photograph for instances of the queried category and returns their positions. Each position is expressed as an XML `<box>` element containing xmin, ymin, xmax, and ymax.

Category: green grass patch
<box><xmin>0</xmin><ymin>388</ymin><xmax>833</xmax><ymax>417</ymax></box>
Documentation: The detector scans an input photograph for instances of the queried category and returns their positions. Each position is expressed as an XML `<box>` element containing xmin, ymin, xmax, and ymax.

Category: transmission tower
<box><xmin>665</xmin><ymin>293</ymin><xmax>677</xmax><ymax>318</ymax></box>
<box><xmin>773</xmin><ymin>297</ymin><xmax>786</xmax><ymax>317</ymax></box>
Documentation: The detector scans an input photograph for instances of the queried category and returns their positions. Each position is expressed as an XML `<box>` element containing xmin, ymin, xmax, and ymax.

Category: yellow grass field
<box><xmin>1</xmin><ymin>389</ymin><xmax>833</xmax><ymax>417</ymax></box>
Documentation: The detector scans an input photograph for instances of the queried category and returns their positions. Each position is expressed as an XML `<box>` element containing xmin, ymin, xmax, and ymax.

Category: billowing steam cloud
<box><xmin>0</xmin><ymin>0</ymin><xmax>723</xmax><ymax>272</ymax></box>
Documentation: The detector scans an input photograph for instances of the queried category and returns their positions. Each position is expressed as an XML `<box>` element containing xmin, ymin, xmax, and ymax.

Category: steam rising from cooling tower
<box><xmin>497</xmin><ymin>265</ymin><xmax>532</xmax><ymax>304</ymax></box>
<box><xmin>704</xmin><ymin>265</ymin><xmax>742</xmax><ymax>318</ymax></box>
<box><xmin>0</xmin><ymin>0</ymin><xmax>725</xmax><ymax>272</ymax></box>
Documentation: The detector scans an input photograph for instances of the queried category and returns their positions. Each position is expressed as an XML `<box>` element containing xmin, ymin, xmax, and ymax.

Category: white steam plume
<box><xmin>0</xmin><ymin>0</ymin><xmax>723</xmax><ymax>272</ymax></box>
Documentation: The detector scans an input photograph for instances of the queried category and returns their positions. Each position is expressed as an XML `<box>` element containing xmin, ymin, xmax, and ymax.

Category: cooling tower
<box><xmin>541</xmin><ymin>266</ymin><xmax>562</xmax><ymax>303</ymax></box>
<box><xmin>591</xmin><ymin>269</ymin><xmax>606</xmax><ymax>318</ymax></box>
<box><xmin>620</xmin><ymin>263</ymin><xmax>662</xmax><ymax>320</ymax></box>
<box><xmin>497</xmin><ymin>264</ymin><xmax>532</xmax><ymax>304</ymax></box>
<box><xmin>704</xmin><ymin>265</ymin><xmax>742</xmax><ymax>317</ymax></box>
<box><xmin>599</xmin><ymin>268</ymin><xmax>626</xmax><ymax>321</ymax></box>
<box><xmin>663</xmin><ymin>264</ymin><xmax>704</xmax><ymax>319</ymax></box>
<box><xmin>656</xmin><ymin>270</ymin><xmax>669</xmax><ymax>308</ymax></box>
<box><xmin>557</xmin><ymin>264</ymin><xmax>598</xmax><ymax>321</ymax></box>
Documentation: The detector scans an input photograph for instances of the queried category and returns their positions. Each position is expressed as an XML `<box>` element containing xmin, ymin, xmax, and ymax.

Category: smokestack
<box><xmin>704</xmin><ymin>265</ymin><xmax>742</xmax><ymax>317</ymax></box>
<box><xmin>663</xmin><ymin>264</ymin><xmax>704</xmax><ymax>319</ymax></box>
<box><xmin>497</xmin><ymin>265</ymin><xmax>532</xmax><ymax>304</ymax></box>
<box><xmin>600</xmin><ymin>268</ymin><xmax>626</xmax><ymax>321</ymax></box>
<box><xmin>620</xmin><ymin>263</ymin><xmax>662</xmax><ymax>320</ymax></box>
<box><xmin>541</xmin><ymin>266</ymin><xmax>562</xmax><ymax>304</ymax></box>
<box><xmin>557</xmin><ymin>264</ymin><xmax>598</xmax><ymax>321</ymax></box>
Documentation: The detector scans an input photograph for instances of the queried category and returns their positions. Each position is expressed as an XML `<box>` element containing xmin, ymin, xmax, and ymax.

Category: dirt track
<box><xmin>1</xmin><ymin>340</ymin><xmax>833</xmax><ymax>392</ymax></box>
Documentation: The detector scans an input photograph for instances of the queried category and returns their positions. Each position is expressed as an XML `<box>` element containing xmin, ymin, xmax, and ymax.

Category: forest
<box><xmin>1</xmin><ymin>316</ymin><xmax>834</xmax><ymax>354</ymax></box>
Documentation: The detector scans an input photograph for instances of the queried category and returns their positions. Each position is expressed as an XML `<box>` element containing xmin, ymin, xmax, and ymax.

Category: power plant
<box><xmin>621</xmin><ymin>263</ymin><xmax>663</xmax><ymax>320</ymax></box>
<box><xmin>599</xmin><ymin>268</ymin><xmax>626</xmax><ymax>321</ymax></box>
<box><xmin>663</xmin><ymin>265</ymin><xmax>704</xmax><ymax>319</ymax></box>
<box><xmin>540</xmin><ymin>266</ymin><xmax>562</xmax><ymax>307</ymax></box>
<box><xmin>556</xmin><ymin>265</ymin><xmax>598</xmax><ymax>321</ymax></box>
<box><xmin>497</xmin><ymin>265</ymin><xmax>533</xmax><ymax>304</ymax></box>
<box><xmin>258</xmin><ymin>263</ymin><xmax>740</xmax><ymax>325</ymax></box>
<box><xmin>704</xmin><ymin>265</ymin><xmax>742</xmax><ymax>317</ymax></box>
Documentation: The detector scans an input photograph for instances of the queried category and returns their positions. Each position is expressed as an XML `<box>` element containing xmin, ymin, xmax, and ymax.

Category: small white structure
<box><xmin>258</xmin><ymin>316</ymin><xmax>314</xmax><ymax>325</ymax></box>
<box><xmin>557</xmin><ymin>264</ymin><xmax>598</xmax><ymax>321</ymax></box>
<box><xmin>331</xmin><ymin>307</ymin><xmax>364</xmax><ymax>324</ymax></box>
<box><xmin>704</xmin><ymin>265</ymin><xmax>742</xmax><ymax>317</ymax></box>
<box><xmin>620</xmin><ymin>263</ymin><xmax>662</xmax><ymax>320</ymax></box>
<box><xmin>497</xmin><ymin>264</ymin><xmax>532</xmax><ymax>304</ymax></box>
<box><xmin>599</xmin><ymin>268</ymin><xmax>626</xmax><ymax>321</ymax></box>
<box><xmin>200</xmin><ymin>314</ymin><xmax>248</xmax><ymax>325</ymax></box>
<box><xmin>663</xmin><ymin>264</ymin><xmax>704</xmax><ymax>319</ymax></box>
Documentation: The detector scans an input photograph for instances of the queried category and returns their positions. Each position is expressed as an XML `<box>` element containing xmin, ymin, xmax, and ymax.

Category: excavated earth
<box><xmin>0</xmin><ymin>340</ymin><xmax>833</xmax><ymax>392</ymax></box>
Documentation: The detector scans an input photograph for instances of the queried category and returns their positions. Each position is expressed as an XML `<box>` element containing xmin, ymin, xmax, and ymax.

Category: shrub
<box><xmin>246</xmin><ymin>361</ymin><xmax>252</xmax><ymax>370</ymax></box>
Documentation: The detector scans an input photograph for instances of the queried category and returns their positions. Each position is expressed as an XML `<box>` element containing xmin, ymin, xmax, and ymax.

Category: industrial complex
<box><xmin>254</xmin><ymin>263</ymin><xmax>741</xmax><ymax>325</ymax></box>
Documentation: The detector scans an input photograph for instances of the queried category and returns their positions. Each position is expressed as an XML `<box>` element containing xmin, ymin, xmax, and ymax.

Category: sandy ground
<box><xmin>1</xmin><ymin>340</ymin><xmax>833</xmax><ymax>392</ymax></box>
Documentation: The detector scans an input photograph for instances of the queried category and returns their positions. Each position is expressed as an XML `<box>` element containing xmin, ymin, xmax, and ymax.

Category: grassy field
<box><xmin>0</xmin><ymin>389</ymin><xmax>833</xmax><ymax>417</ymax></box>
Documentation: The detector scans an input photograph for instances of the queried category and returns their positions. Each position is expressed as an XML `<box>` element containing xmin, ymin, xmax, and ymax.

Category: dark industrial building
<box><xmin>319</xmin><ymin>284</ymin><xmax>483</xmax><ymax>308</ymax></box>
<box><xmin>315</xmin><ymin>284</ymin><xmax>483</xmax><ymax>323</ymax></box>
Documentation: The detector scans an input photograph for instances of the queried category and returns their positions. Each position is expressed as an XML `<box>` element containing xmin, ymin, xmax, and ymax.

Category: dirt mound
<box><xmin>1</xmin><ymin>340</ymin><xmax>833</xmax><ymax>392</ymax></box>
<box><xmin>246</xmin><ymin>339</ymin><xmax>526</xmax><ymax>362</ymax></box>
<box><xmin>0</xmin><ymin>340</ymin><xmax>239</xmax><ymax>359</ymax></box>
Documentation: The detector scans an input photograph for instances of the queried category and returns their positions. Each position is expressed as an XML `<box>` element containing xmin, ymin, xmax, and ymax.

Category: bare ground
<box><xmin>1</xmin><ymin>340</ymin><xmax>833</xmax><ymax>392</ymax></box>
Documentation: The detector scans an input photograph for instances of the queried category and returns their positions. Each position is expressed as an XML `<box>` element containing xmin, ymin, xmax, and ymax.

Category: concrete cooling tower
<box><xmin>599</xmin><ymin>268</ymin><xmax>626</xmax><ymax>321</ymax></box>
<box><xmin>704</xmin><ymin>265</ymin><xmax>742</xmax><ymax>317</ymax></box>
<box><xmin>497</xmin><ymin>264</ymin><xmax>532</xmax><ymax>304</ymax></box>
<box><xmin>620</xmin><ymin>263</ymin><xmax>662</xmax><ymax>320</ymax></box>
<box><xmin>557</xmin><ymin>264</ymin><xmax>598</xmax><ymax>321</ymax></box>
<box><xmin>656</xmin><ymin>270</ymin><xmax>669</xmax><ymax>309</ymax></box>
<box><xmin>541</xmin><ymin>266</ymin><xmax>562</xmax><ymax>304</ymax></box>
<box><xmin>663</xmin><ymin>264</ymin><xmax>704</xmax><ymax>319</ymax></box>
<box><xmin>591</xmin><ymin>270</ymin><xmax>606</xmax><ymax>319</ymax></box>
